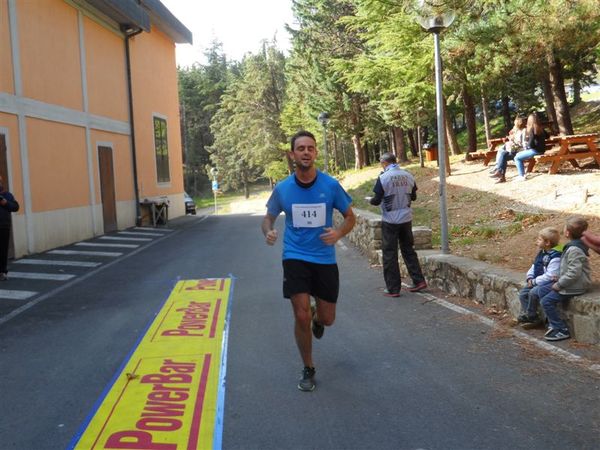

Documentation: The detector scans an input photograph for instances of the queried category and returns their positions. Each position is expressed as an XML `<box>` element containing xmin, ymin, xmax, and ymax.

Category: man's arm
<box><xmin>369</xmin><ymin>178</ymin><xmax>384</xmax><ymax>206</ymax></box>
<box><xmin>582</xmin><ymin>231</ymin><xmax>600</xmax><ymax>255</ymax></box>
<box><xmin>261</xmin><ymin>214</ymin><xmax>278</xmax><ymax>245</ymax></box>
<box><xmin>320</xmin><ymin>206</ymin><xmax>356</xmax><ymax>245</ymax></box>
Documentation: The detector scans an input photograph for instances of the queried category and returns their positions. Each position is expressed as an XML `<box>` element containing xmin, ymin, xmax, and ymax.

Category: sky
<box><xmin>160</xmin><ymin>0</ymin><xmax>295</xmax><ymax>67</ymax></box>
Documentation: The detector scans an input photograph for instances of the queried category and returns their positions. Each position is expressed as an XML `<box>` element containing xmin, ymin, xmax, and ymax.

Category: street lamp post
<box><xmin>317</xmin><ymin>112</ymin><xmax>330</xmax><ymax>172</ymax></box>
<box><xmin>414</xmin><ymin>0</ymin><xmax>455</xmax><ymax>254</ymax></box>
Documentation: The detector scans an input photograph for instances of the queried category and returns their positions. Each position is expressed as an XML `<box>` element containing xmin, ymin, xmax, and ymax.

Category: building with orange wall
<box><xmin>0</xmin><ymin>0</ymin><xmax>192</xmax><ymax>257</ymax></box>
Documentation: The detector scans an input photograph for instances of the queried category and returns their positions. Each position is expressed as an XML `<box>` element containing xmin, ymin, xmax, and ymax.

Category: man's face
<box><xmin>290</xmin><ymin>136</ymin><xmax>317</xmax><ymax>170</ymax></box>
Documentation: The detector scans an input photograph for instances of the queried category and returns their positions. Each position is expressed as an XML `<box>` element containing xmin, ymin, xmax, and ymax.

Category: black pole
<box><xmin>122</xmin><ymin>25</ymin><xmax>143</xmax><ymax>226</ymax></box>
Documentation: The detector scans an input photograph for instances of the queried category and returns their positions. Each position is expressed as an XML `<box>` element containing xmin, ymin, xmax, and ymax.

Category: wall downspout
<box><xmin>122</xmin><ymin>25</ymin><xmax>144</xmax><ymax>226</ymax></box>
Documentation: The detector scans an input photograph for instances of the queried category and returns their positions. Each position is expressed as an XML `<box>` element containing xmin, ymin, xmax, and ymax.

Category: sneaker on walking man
<box><xmin>262</xmin><ymin>130</ymin><xmax>356</xmax><ymax>391</ymax></box>
<box><xmin>369</xmin><ymin>153</ymin><xmax>426</xmax><ymax>296</ymax></box>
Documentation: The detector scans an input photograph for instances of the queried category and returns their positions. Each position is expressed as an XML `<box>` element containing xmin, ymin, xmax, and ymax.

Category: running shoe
<box><xmin>298</xmin><ymin>366</ymin><xmax>316</xmax><ymax>392</ymax></box>
<box><xmin>407</xmin><ymin>281</ymin><xmax>427</xmax><ymax>292</ymax></box>
<box><xmin>517</xmin><ymin>314</ymin><xmax>539</xmax><ymax>324</ymax></box>
<box><xmin>311</xmin><ymin>305</ymin><xmax>324</xmax><ymax>339</ymax></box>
<box><xmin>544</xmin><ymin>329</ymin><xmax>570</xmax><ymax>341</ymax></box>
<box><xmin>383</xmin><ymin>289</ymin><xmax>400</xmax><ymax>298</ymax></box>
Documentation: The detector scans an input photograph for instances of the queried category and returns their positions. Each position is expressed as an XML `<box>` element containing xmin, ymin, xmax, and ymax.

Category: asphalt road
<box><xmin>0</xmin><ymin>213</ymin><xmax>598</xmax><ymax>450</ymax></box>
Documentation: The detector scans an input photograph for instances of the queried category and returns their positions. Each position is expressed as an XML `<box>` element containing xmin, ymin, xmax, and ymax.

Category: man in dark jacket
<box><xmin>369</xmin><ymin>153</ymin><xmax>426</xmax><ymax>297</ymax></box>
<box><xmin>0</xmin><ymin>175</ymin><xmax>19</xmax><ymax>280</ymax></box>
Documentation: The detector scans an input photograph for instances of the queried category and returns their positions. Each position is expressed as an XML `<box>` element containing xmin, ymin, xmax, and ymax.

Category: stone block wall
<box><xmin>394</xmin><ymin>250</ymin><xmax>600</xmax><ymax>345</ymax></box>
<box><xmin>333</xmin><ymin>208</ymin><xmax>432</xmax><ymax>264</ymax></box>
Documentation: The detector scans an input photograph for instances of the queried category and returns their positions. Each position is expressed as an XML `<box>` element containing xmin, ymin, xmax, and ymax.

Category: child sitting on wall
<box><xmin>517</xmin><ymin>227</ymin><xmax>562</xmax><ymax>327</ymax></box>
<box><xmin>541</xmin><ymin>216</ymin><xmax>592</xmax><ymax>341</ymax></box>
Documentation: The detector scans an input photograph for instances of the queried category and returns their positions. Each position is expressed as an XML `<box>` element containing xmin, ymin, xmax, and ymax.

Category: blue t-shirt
<box><xmin>266</xmin><ymin>171</ymin><xmax>352</xmax><ymax>264</ymax></box>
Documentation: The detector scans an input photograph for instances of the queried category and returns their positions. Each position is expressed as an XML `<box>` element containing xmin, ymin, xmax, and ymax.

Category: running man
<box><xmin>262</xmin><ymin>130</ymin><xmax>356</xmax><ymax>391</ymax></box>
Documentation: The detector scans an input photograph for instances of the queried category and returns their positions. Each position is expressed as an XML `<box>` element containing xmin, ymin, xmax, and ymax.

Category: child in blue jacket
<box><xmin>517</xmin><ymin>227</ymin><xmax>562</xmax><ymax>326</ymax></box>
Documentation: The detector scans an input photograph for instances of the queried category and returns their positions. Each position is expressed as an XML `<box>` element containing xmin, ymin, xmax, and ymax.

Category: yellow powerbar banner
<box><xmin>71</xmin><ymin>278</ymin><xmax>232</xmax><ymax>450</ymax></box>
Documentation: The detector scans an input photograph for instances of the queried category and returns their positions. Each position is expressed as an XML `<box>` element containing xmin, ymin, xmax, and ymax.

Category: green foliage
<box><xmin>209</xmin><ymin>42</ymin><xmax>288</xmax><ymax>191</ymax></box>
<box><xmin>264</xmin><ymin>159</ymin><xmax>290</xmax><ymax>182</ymax></box>
<box><xmin>178</xmin><ymin>41</ymin><xmax>230</xmax><ymax>195</ymax></box>
<box><xmin>177</xmin><ymin>0</ymin><xmax>600</xmax><ymax>187</ymax></box>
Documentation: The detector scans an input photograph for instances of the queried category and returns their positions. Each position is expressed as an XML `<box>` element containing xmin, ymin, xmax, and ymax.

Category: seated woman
<box><xmin>494</xmin><ymin>113</ymin><xmax>547</xmax><ymax>183</ymax></box>
<box><xmin>490</xmin><ymin>116</ymin><xmax>526</xmax><ymax>177</ymax></box>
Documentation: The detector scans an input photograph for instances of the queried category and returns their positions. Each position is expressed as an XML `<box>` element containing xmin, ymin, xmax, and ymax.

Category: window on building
<box><xmin>153</xmin><ymin>116</ymin><xmax>170</xmax><ymax>183</ymax></box>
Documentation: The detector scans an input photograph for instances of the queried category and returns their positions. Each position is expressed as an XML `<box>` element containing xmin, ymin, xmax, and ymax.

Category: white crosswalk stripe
<box><xmin>8</xmin><ymin>272</ymin><xmax>76</xmax><ymax>281</ymax></box>
<box><xmin>118</xmin><ymin>231</ymin><xmax>163</xmax><ymax>237</ymax></box>
<box><xmin>49</xmin><ymin>250</ymin><xmax>123</xmax><ymax>257</ymax></box>
<box><xmin>76</xmin><ymin>242</ymin><xmax>138</xmax><ymax>249</ymax></box>
<box><xmin>100</xmin><ymin>236</ymin><xmax>152</xmax><ymax>242</ymax></box>
<box><xmin>14</xmin><ymin>259</ymin><xmax>101</xmax><ymax>268</ymax></box>
<box><xmin>0</xmin><ymin>289</ymin><xmax>38</xmax><ymax>300</ymax></box>
<box><xmin>134</xmin><ymin>227</ymin><xmax>172</xmax><ymax>232</ymax></box>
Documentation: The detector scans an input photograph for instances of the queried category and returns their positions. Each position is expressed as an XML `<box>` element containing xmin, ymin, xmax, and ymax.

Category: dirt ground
<box><xmin>420</xmin><ymin>157</ymin><xmax>600</xmax><ymax>283</ymax></box>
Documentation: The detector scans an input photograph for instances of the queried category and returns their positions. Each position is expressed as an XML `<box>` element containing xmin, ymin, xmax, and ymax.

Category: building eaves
<box><xmin>81</xmin><ymin>0</ymin><xmax>193</xmax><ymax>44</ymax></box>
<box><xmin>82</xmin><ymin>0</ymin><xmax>151</xmax><ymax>32</ymax></box>
<box><xmin>142</xmin><ymin>0</ymin><xmax>193</xmax><ymax>44</ymax></box>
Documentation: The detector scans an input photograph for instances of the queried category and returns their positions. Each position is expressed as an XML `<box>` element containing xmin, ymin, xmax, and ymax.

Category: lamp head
<box><xmin>414</xmin><ymin>0</ymin><xmax>455</xmax><ymax>33</ymax></box>
<box><xmin>317</xmin><ymin>112</ymin><xmax>330</xmax><ymax>127</ymax></box>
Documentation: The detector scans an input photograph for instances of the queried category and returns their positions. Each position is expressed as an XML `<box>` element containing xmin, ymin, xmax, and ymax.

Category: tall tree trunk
<box><xmin>341</xmin><ymin>139</ymin><xmax>348</xmax><ymax>171</ymax></box>
<box><xmin>243</xmin><ymin>169</ymin><xmax>250</xmax><ymax>199</ymax></box>
<box><xmin>407</xmin><ymin>128</ymin><xmax>418</xmax><ymax>157</ymax></box>
<box><xmin>572</xmin><ymin>76</ymin><xmax>581</xmax><ymax>106</ymax></box>
<box><xmin>285</xmin><ymin>153</ymin><xmax>294</xmax><ymax>173</ymax></box>
<box><xmin>350</xmin><ymin>101</ymin><xmax>365</xmax><ymax>169</ymax></box>
<box><xmin>444</xmin><ymin>98</ymin><xmax>460</xmax><ymax>157</ymax></box>
<box><xmin>332</xmin><ymin>132</ymin><xmax>339</xmax><ymax>171</ymax></box>
<box><xmin>364</xmin><ymin>142</ymin><xmax>371</xmax><ymax>166</ymax></box>
<box><xmin>396</xmin><ymin>127</ymin><xmax>408</xmax><ymax>162</ymax></box>
<box><xmin>541</xmin><ymin>73</ymin><xmax>559</xmax><ymax>134</ymax></box>
<box><xmin>389</xmin><ymin>128</ymin><xmax>396</xmax><ymax>158</ymax></box>
<box><xmin>547</xmin><ymin>52</ymin><xmax>573</xmax><ymax>135</ymax></box>
<box><xmin>481</xmin><ymin>95</ymin><xmax>492</xmax><ymax>144</ymax></box>
<box><xmin>352</xmin><ymin>134</ymin><xmax>364</xmax><ymax>170</ymax></box>
<box><xmin>501</xmin><ymin>97</ymin><xmax>512</xmax><ymax>133</ymax></box>
<box><xmin>462</xmin><ymin>86</ymin><xmax>477</xmax><ymax>154</ymax></box>
<box><xmin>417</xmin><ymin>126</ymin><xmax>424</xmax><ymax>168</ymax></box>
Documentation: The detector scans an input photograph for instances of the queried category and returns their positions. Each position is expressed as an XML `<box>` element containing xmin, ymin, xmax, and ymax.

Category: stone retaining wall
<box><xmin>333</xmin><ymin>209</ymin><xmax>432</xmax><ymax>264</ymax></box>
<box><xmin>339</xmin><ymin>208</ymin><xmax>599</xmax><ymax>344</ymax></box>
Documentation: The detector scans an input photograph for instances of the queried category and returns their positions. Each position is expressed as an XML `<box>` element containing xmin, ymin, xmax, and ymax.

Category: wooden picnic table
<box><xmin>482</xmin><ymin>137</ymin><xmax>506</xmax><ymax>165</ymax></box>
<box><xmin>526</xmin><ymin>132</ymin><xmax>600</xmax><ymax>174</ymax></box>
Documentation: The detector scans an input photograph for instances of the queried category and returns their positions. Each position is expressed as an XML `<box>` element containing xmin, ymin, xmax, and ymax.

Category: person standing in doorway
<box><xmin>262</xmin><ymin>130</ymin><xmax>356</xmax><ymax>392</ymax></box>
<box><xmin>369</xmin><ymin>153</ymin><xmax>427</xmax><ymax>297</ymax></box>
<box><xmin>0</xmin><ymin>175</ymin><xmax>19</xmax><ymax>280</ymax></box>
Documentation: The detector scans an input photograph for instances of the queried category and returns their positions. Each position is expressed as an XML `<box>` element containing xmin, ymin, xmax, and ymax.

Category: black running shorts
<box><xmin>282</xmin><ymin>259</ymin><xmax>339</xmax><ymax>303</ymax></box>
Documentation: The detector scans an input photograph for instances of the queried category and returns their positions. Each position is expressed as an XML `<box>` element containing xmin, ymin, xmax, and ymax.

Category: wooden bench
<box><xmin>466</xmin><ymin>138</ymin><xmax>505</xmax><ymax>165</ymax></box>
<box><xmin>526</xmin><ymin>133</ymin><xmax>600</xmax><ymax>174</ymax></box>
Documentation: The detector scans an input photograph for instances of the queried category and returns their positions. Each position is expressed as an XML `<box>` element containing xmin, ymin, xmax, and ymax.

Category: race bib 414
<box><xmin>292</xmin><ymin>203</ymin><xmax>326</xmax><ymax>228</ymax></box>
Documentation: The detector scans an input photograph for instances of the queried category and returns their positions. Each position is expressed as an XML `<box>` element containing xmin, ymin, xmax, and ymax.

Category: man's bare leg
<box><xmin>290</xmin><ymin>293</ymin><xmax>313</xmax><ymax>367</ymax></box>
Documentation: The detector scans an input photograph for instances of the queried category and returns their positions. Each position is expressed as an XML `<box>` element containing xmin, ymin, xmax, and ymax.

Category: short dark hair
<box><xmin>379</xmin><ymin>152</ymin><xmax>397</xmax><ymax>164</ymax></box>
<box><xmin>290</xmin><ymin>130</ymin><xmax>316</xmax><ymax>151</ymax></box>
<box><xmin>566</xmin><ymin>216</ymin><xmax>588</xmax><ymax>239</ymax></box>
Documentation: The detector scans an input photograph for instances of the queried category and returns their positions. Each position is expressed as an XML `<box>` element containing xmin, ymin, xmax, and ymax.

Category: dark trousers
<box><xmin>381</xmin><ymin>221</ymin><xmax>425</xmax><ymax>293</ymax></box>
<box><xmin>0</xmin><ymin>227</ymin><xmax>9</xmax><ymax>274</ymax></box>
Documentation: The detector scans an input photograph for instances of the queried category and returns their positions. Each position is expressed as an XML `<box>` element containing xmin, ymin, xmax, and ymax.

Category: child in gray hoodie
<box><xmin>541</xmin><ymin>216</ymin><xmax>592</xmax><ymax>341</ymax></box>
